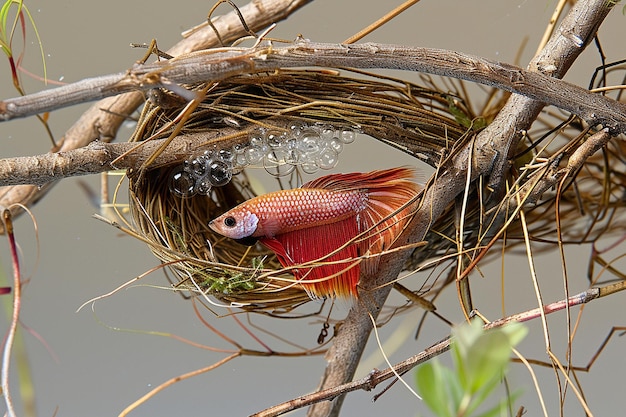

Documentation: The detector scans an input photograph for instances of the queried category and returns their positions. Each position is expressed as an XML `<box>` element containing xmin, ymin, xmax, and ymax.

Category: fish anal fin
<box><xmin>260</xmin><ymin>236</ymin><xmax>295</xmax><ymax>266</ymax></box>
<box><xmin>262</xmin><ymin>217</ymin><xmax>361</xmax><ymax>298</ymax></box>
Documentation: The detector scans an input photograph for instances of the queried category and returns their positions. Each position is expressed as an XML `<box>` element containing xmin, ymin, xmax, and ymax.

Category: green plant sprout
<box><xmin>1</xmin><ymin>0</ymin><xmax>46</xmax><ymax>92</ymax></box>
<box><xmin>416</xmin><ymin>319</ymin><xmax>528</xmax><ymax>417</ymax></box>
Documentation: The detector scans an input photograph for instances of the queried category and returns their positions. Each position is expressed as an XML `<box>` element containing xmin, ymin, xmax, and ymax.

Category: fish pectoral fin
<box><xmin>260</xmin><ymin>237</ymin><xmax>296</xmax><ymax>265</ymax></box>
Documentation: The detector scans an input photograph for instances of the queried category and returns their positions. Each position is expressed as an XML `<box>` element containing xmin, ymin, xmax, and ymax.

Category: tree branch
<box><xmin>2</xmin><ymin>43</ymin><xmax>626</xmax><ymax>134</ymax></box>
<box><xmin>0</xmin><ymin>130</ymin><xmax>243</xmax><ymax>186</ymax></box>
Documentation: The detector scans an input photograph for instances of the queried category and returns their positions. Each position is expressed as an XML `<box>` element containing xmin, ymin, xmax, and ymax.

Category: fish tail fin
<box><xmin>356</xmin><ymin>168</ymin><xmax>422</xmax><ymax>275</ymax></box>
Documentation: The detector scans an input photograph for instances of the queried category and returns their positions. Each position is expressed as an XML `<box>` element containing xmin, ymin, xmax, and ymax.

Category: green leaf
<box><xmin>446</xmin><ymin>366</ymin><xmax>464</xmax><ymax>411</ymax></box>
<box><xmin>465</xmin><ymin>330</ymin><xmax>511</xmax><ymax>393</ymax></box>
<box><xmin>451</xmin><ymin>319</ymin><xmax>483</xmax><ymax>390</ymax></box>
<box><xmin>417</xmin><ymin>321</ymin><xmax>527</xmax><ymax>417</ymax></box>
<box><xmin>416</xmin><ymin>361</ymin><xmax>453</xmax><ymax>417</ymax></box>
<box><xmin>474</xmin><ymin>390</ymin><xmax>522</xmax><ymax>417</ymax></box>
<box><xmin>500</xmin><ymin>322</ymin><xmax>529</xmax><ymax>348</ymax></box>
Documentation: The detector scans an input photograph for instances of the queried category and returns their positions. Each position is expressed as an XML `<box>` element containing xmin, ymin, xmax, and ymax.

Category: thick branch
<box><xmin>0</xmin><ymin>130</ymin><xmax>243</xmax><ymax>186</ymax></box>
<box><xmin>2</xmin><ymin>42</ymin><xmax>626</xmax><ymax>135</ymax></box>
<box><xmin>485</xmin><ymin>0</ymin><xmax>614</xmax><ymax>194</ymax></box>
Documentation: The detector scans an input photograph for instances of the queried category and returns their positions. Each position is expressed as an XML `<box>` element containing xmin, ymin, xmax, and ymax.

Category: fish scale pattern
<box><xmin>250</xmin><ymin>189</ymin><xmax>368</xmax><ymax>237</ymax></box>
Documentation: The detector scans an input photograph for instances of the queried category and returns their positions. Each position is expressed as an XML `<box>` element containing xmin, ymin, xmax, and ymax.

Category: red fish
<box><xmin>208</xmin><ymin>167</ymin><xmax>421</xmax><ymax>298</ymax></box>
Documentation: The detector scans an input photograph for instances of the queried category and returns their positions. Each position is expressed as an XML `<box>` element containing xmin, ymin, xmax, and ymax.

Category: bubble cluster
<box><xmin>169</xmin><ymin>149</ymin><xmax>234</xmax><ymax>197</ymax></box>
<box><xmin>237</xmin><ymin>122</ymin><xmax>357</xmax><ymax>175</ymax></box>
<box><xmin>170</xmin><ymin>122</ymin><xmax>358</xmax><ymax>197</ymax></box>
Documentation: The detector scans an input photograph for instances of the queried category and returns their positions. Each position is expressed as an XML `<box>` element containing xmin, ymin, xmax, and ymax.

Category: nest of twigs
<box><xmin>122</xmin><ymin>66</ymin><xmax>624</xmax><ymax>314</ymax></box>
<box><xmin>129</xmin><ymin>65</ymin><xmax>621</xmax><ymax>318</ymax></box>
<box><xmin>120</xmin><ymin>68</ymin><xmax>492</xmax><ymax>312</ymax></box>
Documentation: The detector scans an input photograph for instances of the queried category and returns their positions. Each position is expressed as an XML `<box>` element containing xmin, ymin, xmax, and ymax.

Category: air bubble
<box><xmin>266</xmin><ymin>129</ymin><xmax>286</xmax><ymax>148</ymax></box>
<box><xmin>169</xmin><ymin>169</ymin><xmax>196</xmax><ymax>197</ymax></box>
<box><xmin>189</xmin><ymin>157</ymin><xmax>208</xmax><ymax>177</ymax></box>
<box><xmin>235</xmin><ymin>152</ymin><xmax>248</xmax><ymax>167</ymax></box>
<box><xmin>196</xmin><ymin>179</ymin><xmax>212</xmax><ymax>195</ymax></box>
<box><xmin>204</xmin><ymin>150</ymin><xmax>215</xmax><ymax>160</ymax></box>
<box><xmin>249</xmin><ymin>130</ymin><xmax>266</xmax><ymax>148</ymax></box>
<box><xmin>218</xmin><ymin>149</ymin><xmax>234</xmax><ymax>162</ymax></box>
<box><xmin>329</xmin><ymin>137</ymin><xmax>343</xmax><ymax>153</ymax></box>
<box><xmin>208</xmin><ymin>160</ymin><xmax>233</xmax><ymax>186</ymax></box>
<box><xmin>245</xmin><ymin>146</ymin><xmax>264</xmax><ymax>164</ymax></box>
<box><xmin>301</xmin><ymin>161</ymin><xmax>319</xmax><ymax>174</ymax></box>
<box><xmin>299</xmin><ymin>130</ymin><xmax>321</xmax><ymax>156</ymax></box>
<box><xmin>233</xmin><ymin>143</ymin><xmax>246</xmax><ymax>154</ymax></box>
<box><xmin>283</xmin><ymin>137</ymin><xmax>302</xmax><ymax>164</ymax></box>
<box><xmin>285</xmin><ymin>137</ymin><xmax>298</xmax><ymax>150</ymax></box>
<box><xmin>264</xmin><ymin>150</ymin><xmax>296</xmax><ymax>177</ymax></box>
<box><xmin>316</xmin><ymin>148</ymin><xmax>339</xmax><ymax>170</ymax></box>
<box><xmin>340</xmin><ymin>128</ymin><xmax>356</xmax><ymax>144</ymax></box>
<box><xmin>264</xmin><ymin>149</ymin><xmax>288</xmax><ymax>166</ymax></box>
<box><xmin>285</xmin><ymin>148</ymin><xmax>302</xmax><ymax>165</ymax></box>
<box><xmin>289</xmin><ymin>121</ymin><xmax>306</xmax><ymax>136</ymax></box>
<box><xmin>320</xmin><ymin>125</ymin><xmax>335</xmax><ymax>140</ymax></box>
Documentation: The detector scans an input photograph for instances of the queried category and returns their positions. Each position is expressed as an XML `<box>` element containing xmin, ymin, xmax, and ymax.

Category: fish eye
<box><xmin>224</xmin><ymin>216</ymin><xmax>237</xmax><ymax>228</ymax></box>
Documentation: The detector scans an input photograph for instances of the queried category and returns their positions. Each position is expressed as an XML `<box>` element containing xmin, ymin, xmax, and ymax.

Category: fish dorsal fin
<box><xmin>302</xmin><ymin>167</ymin><xmax>417</xmax><ymax>192</ymax></box>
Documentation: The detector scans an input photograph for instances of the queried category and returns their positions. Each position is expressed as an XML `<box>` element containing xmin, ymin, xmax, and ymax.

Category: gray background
<box><xmin>0</xmin><ymin>1</ymin><xmax>624</xmax><ymax>416</ymax></box>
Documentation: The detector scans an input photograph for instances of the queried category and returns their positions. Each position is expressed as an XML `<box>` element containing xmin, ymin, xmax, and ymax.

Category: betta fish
<box><xmin>208</xmin><ymin>167</ymin><xmax>421</xmax><ymax>298</ymax></box>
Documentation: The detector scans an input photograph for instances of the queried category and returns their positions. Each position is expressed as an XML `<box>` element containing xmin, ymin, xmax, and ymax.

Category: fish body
<box><xmin>209</xmin><ymin>168</ymin><xmax>421</xmax><ymax>298</ymax></box>
<box><xmin>212</xmin><ymin>187</ymin><xmax>367</xmax><ymax>239</ymax></box>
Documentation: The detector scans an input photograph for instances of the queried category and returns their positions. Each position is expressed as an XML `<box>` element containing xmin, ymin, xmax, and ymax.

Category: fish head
<box><xmin>209</xmin><ymin>208</ymin><xmax>260</xmax><ymax>242</ymax></box>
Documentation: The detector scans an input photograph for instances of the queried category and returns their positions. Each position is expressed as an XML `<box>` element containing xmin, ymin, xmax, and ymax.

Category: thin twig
<box><xmin>505</xmin><ymin>128</ymin><xmax>612</xmax><ymax>208</ymax></box>
<box><xmin>343</xmin><ymin>0</ymin><xmax>422</xmax><ymax>44</ymax></box>
<box><xmin>118</xmin><ymin>352</ymin><xmax>241</xmax><ymax>417</ymax></box>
